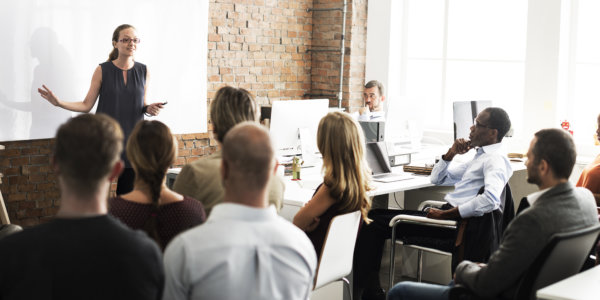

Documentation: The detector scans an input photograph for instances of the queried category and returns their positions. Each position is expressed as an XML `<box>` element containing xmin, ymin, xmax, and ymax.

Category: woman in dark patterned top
<box><xmin>38</xmin><ymin>24</ymin><xmax>165</xmax><ymax>195</ymax></box>
<box><xmin>109</xmin><ymin>120</ymin><xmax>205</xmax><ymax>250</ymax></box>
<box><xmin>293</xmin><ymin>112</ymin><xmax>373</xmax><ymax>257</ymax></box>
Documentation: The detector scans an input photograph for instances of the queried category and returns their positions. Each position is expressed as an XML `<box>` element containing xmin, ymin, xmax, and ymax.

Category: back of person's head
<box><xmin>317</xmin><ymin>112</ymin><xmax>372</xmax><ymax>222</ymax></box>
<box><xmin>483</xmin><ymin>107</ymin><xmax>511</xmax><ymax>142</ymax></box>
<box><xmin>364</xmin><ymin>80</ymin><xmax>384</xmax><ymax>96</ymax></box>
<box><xmin>210</xmin><ymin>86</ymin><xmax>257</xmax><ymax>143</ymax></box>
<box><xmin>222</xmin><ymin>122</ymin><xmax>274</xmax><ymax>195</ymax></box>
<box><xmin>126</xmin><ymin>120</ymin><xmax>176</xmax><ymax>247</ymax></box>
<box><xmin>54</xmin><ymin>113</ymin><xmax>123</xmax><ymax>197</ymax></box>
<box><xmin>533</xmin><ymin>128</ymin><xmax>577</xmax><ymax>180</ymax></box>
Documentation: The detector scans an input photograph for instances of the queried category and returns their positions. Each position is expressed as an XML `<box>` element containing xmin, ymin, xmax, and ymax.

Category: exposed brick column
<box><xmin>309</xmin><ymin>0</ymin><xmax>367</xmax><ymax>110</ymax></box>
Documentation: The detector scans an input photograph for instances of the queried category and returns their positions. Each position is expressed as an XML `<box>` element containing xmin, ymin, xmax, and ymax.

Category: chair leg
<box><xmin>389</xmin><ymin>224</ymin><xmax>399</xmax><ymax>289</ymax></box>
<box><xmin>342</xmin><ymin>277</ymin><xmax>352</xmax><ymax>300</ymax></box>
<box><xmin>417</xmin><ymin>249</ymin><xmax>423</xmax><ymax>282</ymax></box>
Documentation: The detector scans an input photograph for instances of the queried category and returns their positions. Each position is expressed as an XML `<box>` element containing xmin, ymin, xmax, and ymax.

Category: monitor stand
<box><xmin>298</xmin><ymin>127</ymin><xmax>320</xmax><ymax>167</ymax></box>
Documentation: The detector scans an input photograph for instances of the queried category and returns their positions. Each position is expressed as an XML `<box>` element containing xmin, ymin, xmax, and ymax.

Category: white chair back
<box><xmin>313</xmin><ymin>210</ymin><xmax>362</xmax><ymax>290</ymax></box>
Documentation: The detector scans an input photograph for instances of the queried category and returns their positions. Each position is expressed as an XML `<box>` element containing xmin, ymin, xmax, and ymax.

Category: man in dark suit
<box><xmin>387</xmin><ymin>128</ymin><xmax>599</xmax><ymax>300</ymax></box>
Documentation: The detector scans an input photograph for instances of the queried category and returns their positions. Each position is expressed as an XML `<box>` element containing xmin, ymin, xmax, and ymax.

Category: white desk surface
<box><xmin>282</xmin><ymin>166</ymin><xmax>433</xmax><ymax>207</ymax></box>
<box><xmin>282</xmin><ymin>160</ymin><xmax>525</xmax><ymax>208</ymax></box>
<box><xmin>536</xmin><ymin>264</ymin><xmax>600</xmax><ymax>300</ymax></box>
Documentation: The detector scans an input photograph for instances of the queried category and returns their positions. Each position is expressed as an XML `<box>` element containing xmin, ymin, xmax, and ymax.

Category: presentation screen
<box><xmin>0</xmin><ymin>0</ymin><xmax>208</xmax><ymax>141</ymax></box>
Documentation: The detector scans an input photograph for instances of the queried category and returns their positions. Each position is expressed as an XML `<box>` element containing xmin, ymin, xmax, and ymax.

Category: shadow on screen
<box><xmin>0</xmin><ymin>27</ymin><xmax>74</xmax><ymax>140</ymax></box>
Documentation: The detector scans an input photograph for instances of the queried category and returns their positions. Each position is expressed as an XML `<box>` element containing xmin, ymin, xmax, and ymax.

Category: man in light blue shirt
<box><xmin>162</xmin><ymin>123</ymin><xmax>317</xmax><ymax>300</ymax></box>
<box><xmin>426</xmin><ymin>107</ymin><xmax>513</xmax><ymax>220</ymax></box>
<box><xmin>355</xmin><ymin>107</ymin><xmax>512</xmax><ymax>300</ymax></box>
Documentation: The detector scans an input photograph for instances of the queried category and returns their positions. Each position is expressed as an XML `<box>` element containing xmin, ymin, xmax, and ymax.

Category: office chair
<box><xmin>448</xmin><ymin>223</ymin><xmax>600</xmax><ymax>300</ymax></box>
<box><xmin>388</xmin><ymin>184</ymin><xmax>513</xmax><ymax>288</ymax></box>
<box><xmin>311</xmin><ymin>210</ymin><xmax>362</xmax><ymax>300</ymax></box>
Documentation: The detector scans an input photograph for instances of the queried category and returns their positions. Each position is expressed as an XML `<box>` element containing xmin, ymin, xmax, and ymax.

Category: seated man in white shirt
<box><xmin>355</xmin><ymin>107</ymin><xmax>513</xmax><ymax>300</ymax></box>
<box><xmin>162</xmin><ymin>122</ymin><xmax>317</xmax><ymax>300</ymax></box>
<box><xmin>355</xmin><ymin>80</ymin><xmax>386</xmax><ymax>121</ymax></box>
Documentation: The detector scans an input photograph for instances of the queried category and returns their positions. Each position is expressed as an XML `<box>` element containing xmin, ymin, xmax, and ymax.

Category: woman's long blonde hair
<box><xmin>317</xmin><ymin>112</ymin><xmax>372</xmax><ymax>223</ymax></box>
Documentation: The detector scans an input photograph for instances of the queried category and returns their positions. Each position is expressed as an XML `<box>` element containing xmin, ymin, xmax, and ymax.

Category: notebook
<box><xmin>365</xmin><ymin>142</ymin><xmax>413</xmax><ymax>183</ymax></box>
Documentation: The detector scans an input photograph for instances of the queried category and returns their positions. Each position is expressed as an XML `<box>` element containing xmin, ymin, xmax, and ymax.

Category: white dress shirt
<box><xmin>356</xmin><ymin>110</ymin><xmax>385</xmax><ymax>121</ymax></box>
<box><xmin>162</xmin><ymin>203</ymin><xmax>317</xmax><ymax>300</ymax></box>
<box><xmin>430</xmin><ymin>143</ymin><xmax>513</xmax><ymax>218</ymax></box>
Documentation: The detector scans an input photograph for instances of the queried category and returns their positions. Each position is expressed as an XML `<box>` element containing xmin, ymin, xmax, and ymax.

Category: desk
<box><xmin>280</xmin><ymin>161</ymin><xmax>527</xmax><ymax>221</ymax></box>
<box><xmin>279</xmin><ymin>165</ymin><xmax>434</xmax><ymax>220</ymax></box>
<box><xmin>166</xmin><ymin>156</ymin><xmax>529</xmax><ymax>222</ymax></box>
<box><xmin>536</xmin><ymin>264</ymin><xmax>600</xmax><ymax>300</ymax></box>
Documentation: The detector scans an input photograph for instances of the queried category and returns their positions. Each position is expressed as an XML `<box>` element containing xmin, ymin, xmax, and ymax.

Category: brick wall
<box><xmin>0</xmin><ymin>0</ymin><xmax>368</xmax><ymax>227</ymax></box>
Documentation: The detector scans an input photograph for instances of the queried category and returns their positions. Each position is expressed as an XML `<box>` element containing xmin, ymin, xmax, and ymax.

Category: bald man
<box><xmin>162</xmin><ymin>122</ymin><xmax>317</xmax><ymax>300</ymax></box>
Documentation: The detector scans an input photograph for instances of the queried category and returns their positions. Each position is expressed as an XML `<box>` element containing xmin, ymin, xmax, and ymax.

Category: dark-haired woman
<box><xmin>38</xmin><ymin>24</ymin><xmax>164</xmax><ymax>194</ymax></box>
<box><xmin>109</xmin><ymin>120</ymin><xmax>205</xmax><ymax>250</ymax></box>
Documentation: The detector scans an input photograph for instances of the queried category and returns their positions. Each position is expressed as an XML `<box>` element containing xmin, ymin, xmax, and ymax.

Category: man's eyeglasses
<box><xmin>118</xmin><ymin>38</ymin><xmax>141</xmax><ymax>44</ymax></box>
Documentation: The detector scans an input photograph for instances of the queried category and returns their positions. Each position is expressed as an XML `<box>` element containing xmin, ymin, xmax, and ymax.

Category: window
<box><xmin>398</xmin><ymin>0</ymin><xmax>528</xmax><ymax>133</ymax></box>
<box><xmin>558</xmin><ymin>0</ymin><xmax>600</xmax><ymax>147</ymax></box>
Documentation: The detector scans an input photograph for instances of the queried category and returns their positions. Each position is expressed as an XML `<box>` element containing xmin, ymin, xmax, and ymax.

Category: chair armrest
<box><xmin>417</xmin><ymin>200</ymin><xmax>448</xmax><ymax>211</ymax></box>
<box><xmin>389</xmin><ymin>214</ymin><xmax>457</xmax><ymax>228</ymax></box>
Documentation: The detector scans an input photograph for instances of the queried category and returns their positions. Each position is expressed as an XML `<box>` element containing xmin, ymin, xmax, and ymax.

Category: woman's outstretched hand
<box><xmin>38</xmin><ymin>84</ymin><xmax>60</xmax><ymax>107</ymax></box>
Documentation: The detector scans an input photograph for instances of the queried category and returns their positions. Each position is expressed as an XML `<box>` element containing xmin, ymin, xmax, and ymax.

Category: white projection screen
<box><xmin>0</xmin><ymin>0</ymin><xmax>208</xmax><ymax>141</ymax></box>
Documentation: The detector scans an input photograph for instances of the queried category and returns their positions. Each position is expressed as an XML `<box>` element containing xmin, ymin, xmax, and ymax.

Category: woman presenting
<box><xmin>38</xmin><ymin>24</ymin><xmax>163</xmax><ymax>195</ymax></box>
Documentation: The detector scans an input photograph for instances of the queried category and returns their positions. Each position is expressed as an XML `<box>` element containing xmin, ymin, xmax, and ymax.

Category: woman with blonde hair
<box><xmin>293</xmin><ymin>111</ymin><xmax>372</xmax><ymax>256</ymax></box>
<box><xmin>109</xmin><ymin>120</ymin><xmax>205</xmax><ymax>250</ymax></box>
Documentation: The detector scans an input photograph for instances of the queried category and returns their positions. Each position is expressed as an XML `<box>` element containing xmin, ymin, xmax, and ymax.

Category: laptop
<box><xmin>365</xmin><ymin>142</ymin><xmax>413</xmax><ymax>183</ymax></box>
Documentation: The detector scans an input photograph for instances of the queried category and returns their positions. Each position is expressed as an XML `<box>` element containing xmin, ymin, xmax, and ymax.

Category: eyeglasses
<box><xmin>473</xmin><ymin>119</ymin><xmax>491</xmax><ymax>129</ymax></box>
<box><xmin>118</xmin><ymin>38</ymin><xmax>141</xmax><ymax>44</ymax></box>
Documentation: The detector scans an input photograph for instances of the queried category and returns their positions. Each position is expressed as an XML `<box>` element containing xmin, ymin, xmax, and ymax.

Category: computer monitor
<box><xmin>453</xmin><ymin>100</ymin><xmax>492</xmax><ymax>140</ymax></box>
<box><xmin>270</xmin><ymin>99</ymin><xmax>329</xmax><ymax>159</ymax></box>
<box><xmin>359</xmin><ymin>121</ymin><xmax>385</xmax><ymax>143</ymax></box>
<box><xmin>365</xmin><ymin>142</ymin><xmax>392</xmax><ymax>174</ymax></box>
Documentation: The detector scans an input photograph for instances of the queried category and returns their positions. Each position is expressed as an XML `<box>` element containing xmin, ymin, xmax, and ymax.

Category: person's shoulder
<box><xmin>271</xmin><ymin>216</ymin><xmax>318</xmax><ymax>262</ymax></box>
<box><xmin>134</xmin><ymin>61</ymin><xmax>147</xmax><ymax>68</ymax></box>
<box><xmin>176</xmin><ymin>158</ymin><xmax>219</xmax><ymax>185</ymax></box>
<box><xmin>107</xmin><ymin>195</ymin><xmax>124</xmax><ymax>207</ymax></box>
<box><xmin>188</xmin><ymin>153</ymin><xmax>221</xmax><ymax>170</ymax></box>
<box><xmin>181</xmin><ymin>196</ymin><xmax>207</xmax><ymax>214</ymax></box>
<box><xmin>272</xmin><ymin>216</ymin><xmax>315</xmax><ymax>246</ymax></box>
<box><xmin>0</xmin><ymin>223</ymin><xmax>48</xmax><ymax>249</ymax></box>
<box><xmin>166</xmin><ymin>221</ymin><xmax>211</xmax><ymax>251</ymax></box>
<box><xmin>572</xmin><ymin>186</ymin><xmax>596</xmax><ymax>206</ymax></box>
<box><xmin>104</xmin><ymin>216</ymin><xmax>158</xmax><ymax>248</ymax></box>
